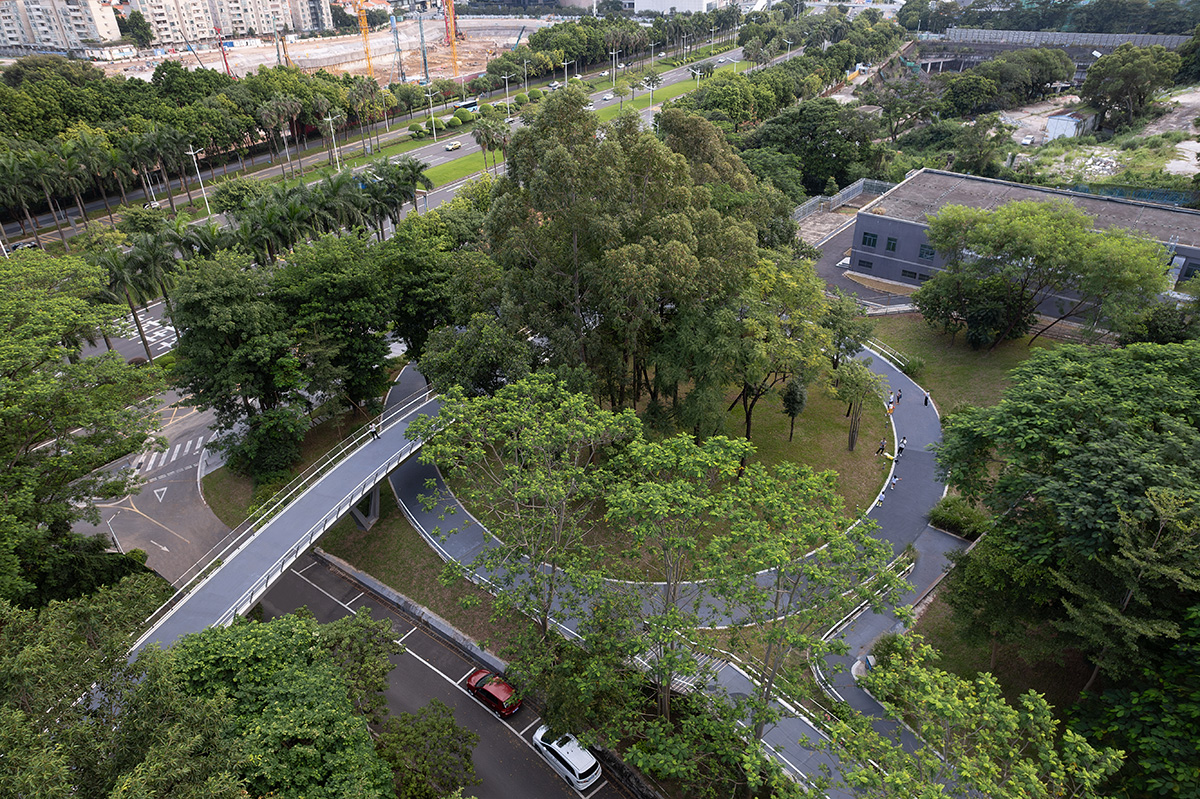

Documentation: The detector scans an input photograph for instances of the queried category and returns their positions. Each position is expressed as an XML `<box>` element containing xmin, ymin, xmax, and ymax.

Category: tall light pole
<box><xmin>710</xmin><ymin>25</ymin><xmax>717</xmax><ymax>56</ymax></box>
<box><xmin>609</xmin><ymin>48</ymin><xmax>620</xmax><ymax>87</ymax></box>
<box><xmin>681</xmin><ymin>32</ymin><xmax>691</xmax><ymax>56</ymax></box>
<box><xmin>522</xmin><ymin>59</ymin><xmax>530</xmax><ymax>93</ymax></box>
<box><xmin>185</xmin><ymin>145</ymin><xmax>211</xmax><ymax>216</ymax></box>
<box><xmin>424</xmin><ymin>90</ymin><xmax>439</xmax><ymax>143</ymax></box>
<box><xmin>649</xmin><ymin>40</ymin><xmax>660</xmax><ymax>66</ymax></box>
<box><xmin>689</xmin><ymin>66</ymin><xmax>702</xmax><ymax>89</ymax></box>
<box><xmin>562</xmin><ymin>59</ymin><xmax>574</xmax><ymax>83</ymax></box>
<box><xmin>323</xmin><ymin>114</ymin><xmax>342</xmax><ymax>171</ymax></box>
<box><xmin>784</xmin><ymin>38</ymin><xmax>794</xmax><ymax>59</ymax></box>
<box><xmin>730</xmin><ymin>57</ymin><xmax>741</xmax><ymax>74</ymax></box>
<box><xmin>500</xmin><ymin>71</ymin><xmax>515</xmax><ymax>109</ymax></box>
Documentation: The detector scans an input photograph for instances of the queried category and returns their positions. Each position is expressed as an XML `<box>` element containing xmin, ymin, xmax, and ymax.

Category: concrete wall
<box><xmin>848</xmin><ymin>213</ymin><xmax>947</xmax><ymax>285</ymax></box>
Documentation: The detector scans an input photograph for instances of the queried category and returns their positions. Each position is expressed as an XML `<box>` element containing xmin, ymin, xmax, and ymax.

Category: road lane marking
<box><xmin>458</xmin><ymin>667</ymin><xmax>475</xmax><ymax>684</ymax></box>
<box><xmin>170</xmin><ymin>444</ymin><xmax>181</xmax><ymax>462</ymax></box>
<box><xmin>183</xmin><ymin>439</ymin><xmax>192</xmax><ymax>455</ymax></box>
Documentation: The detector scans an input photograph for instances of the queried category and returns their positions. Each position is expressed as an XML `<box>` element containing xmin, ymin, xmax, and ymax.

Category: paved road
<box><xmin>260</xmin><ymin>554</ymin><xmax>625</xmax><ymax>799</ymax></box>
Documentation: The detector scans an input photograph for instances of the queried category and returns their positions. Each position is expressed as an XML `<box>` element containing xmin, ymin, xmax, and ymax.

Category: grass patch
<box><xmin>320</xmin><ymin>496</ymin><xmax>533</xmax><ymax>654</ymax></box>
<box><xmin>425</xmin><ymin>152</ymin><xmax>505</xmax><ymax>188</ymax></box>
<box><xmin>912</xmin><ymin>593</ymin><xmax>1093</xmax><ymax>716</ymax></box>
<box><xmin>201</xmin><ymin>466</ymin><xmax>255</xmax><ymax>529</ymax></box>
<box><xmin>870</xmin><ymin>313</ymin><xmax>1058</xmax><ymax>411</ymax></box>
<box><xmin>596</xmin><ymin>77</ymin><xmax>698</xmax><ymax>121</ymax></box>
<box><xmin>723</xmin><ymin>372</ymin><xmax>893</xmax><ymax>514</ymax></box>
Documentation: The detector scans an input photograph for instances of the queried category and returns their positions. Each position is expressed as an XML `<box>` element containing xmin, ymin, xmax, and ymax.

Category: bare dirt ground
<box><xmin>1144</xmin><ymin>86</ymin><xmax>1200</xmax><ymax>175</ymax></box>
<box><xmin>1002</xmin><ymin>94</ymin><xmax>1081</xmax><ymax>145</ymax></box>
<box><xmin>100</xmin><ymin>17</ymin><xmax>540</xmax><ymax>84</ymax></box>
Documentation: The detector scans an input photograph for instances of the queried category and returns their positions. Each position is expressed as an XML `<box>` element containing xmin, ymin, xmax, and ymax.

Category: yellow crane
<box><xmin>444</xmin><ymin>0</ymin><xmax>459</xmax><ymax>78</ymax></box>
<box><xmin>355</xmin><ymin>0</ymin><xmax>375</xmax><ymax>81</ymax></box>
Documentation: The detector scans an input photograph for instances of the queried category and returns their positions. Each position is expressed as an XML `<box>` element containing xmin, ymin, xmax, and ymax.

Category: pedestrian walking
<box><xmin>887</xmin><ymin>391</ymin><xmax>894</xmax><ymax>405</ymax></box>
<box><xmin>897</xmin><ymin>437</ymin><xmax>907</xmax><ymax>458</ymax></box>
<box><xmin>368</xmin><ymin>423</ymin><xmax>381</xmax><ymax>441</ymax></box>
<box><xmin>924</xmin><ymin>390</ymin><xmax>930</xmax><ymax>407</ymax></box>
<box><xmin>887</xmin><ymin>402</ymin><xmax>894</xmax><ymax>416</ymax></box>
<box><xmin>876</xmin><ymin>491</ymin><xmax>886</xmax><ymax>508</ymax></box>
<box><xmin>891</xmin><ymin>474</ymin><xmax>901</xmax><ymax>490</ymax></box>
<box><xmin>896</xmin><ymin>388</ymin><xmax>902</xmax><ymax>405</ymax></box>
<box><xmin>875</xmin><ymin>438</ymin><xmax>887</xmax><ymax>456</ymax></box>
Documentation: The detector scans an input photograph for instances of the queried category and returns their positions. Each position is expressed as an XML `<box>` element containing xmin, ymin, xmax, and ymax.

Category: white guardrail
<box><xmin>132</xmin><ymin>387</ymin><xmax>435</xmax><ymax>652</ymax></box>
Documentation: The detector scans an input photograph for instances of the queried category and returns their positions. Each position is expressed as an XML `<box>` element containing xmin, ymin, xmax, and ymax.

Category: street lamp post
<box><xmin>681</xmin><ymin>32</ymin><xmax>691</xmax><ymax>56</ymax></box>
<box><xmin>710</xmin><ymin>25</ymin><xmax>717</xmax><ymax>56</ymax></box>
<box><xmin>522</xmin><ymin>59</ymin><xmax>530</xmax><ymax>93</ymax></box>
<box><xmin>784</xmin><ymin>38</ymin><xmax>794</xmax><ymax>59</ymax></box>
<box><xmin>424</xmin><ymin>90</ymin><xmax>439</xmax><ymax>143</ymax></box>
<box><xmin>323</xmin><ymin>114</ymin><xmax>342</xmax><ymax>171</ymax></box>
<box><xmin>649</xmin><ymin>40</ymin><xmax>660</xmax><ymax>67</ymax></box>
<box><xmin>562</xmin><ymin>59</ymin><xmax>574</xmax><ymax>83</ymax></box>
<box><xmin>730</xmin><ymin>57</ymin><xmax>741</xmax><ymax>74</ymax></box>
<box><xmin>689</xmin><ymin>66</ymin><xmax>702</xmax><ymax>89</ymax></box>
<box><xmin>500</xmin><ymin>71</ymin><xmax>515</xmax><ymax>109</ymax></box>
<box><xmin>185</xmin><ymin>146</ymin><xmax>211</xmax><ymax>216</ymax></box>
<box><xmin>609</xmin><ymin>48</ymin><xmax>620</xmax><ymax>87</ymax></box>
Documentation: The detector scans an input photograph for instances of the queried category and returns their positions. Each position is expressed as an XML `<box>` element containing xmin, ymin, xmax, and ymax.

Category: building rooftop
<box><xmin>860</xmin><ymin>169</ymin><xmax>1200</xmax><ymax>249</ymax></box>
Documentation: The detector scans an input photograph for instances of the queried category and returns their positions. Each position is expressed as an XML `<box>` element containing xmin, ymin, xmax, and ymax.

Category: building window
<box><xmin>918</xmin><ymin>244</ymin><xmax>935</xmax><ymax>260</ymax></box>
<box><xmin>901</xmin><ymin>269</ymin><xmax>917</xmax><ymax>279</ymax></box>
<box><xmin>918</xmin><ymin>273</ymin><xmax>932</xmax><ymax>282</ymax></box>
<box><xmin>886</xmin><ymin>237</ymin><xmax>898</xmax><ymax>253</ymax></box>
<box><xmin>861</xmin><ymin>232</ymin><xmax>877</xmax><ymax>248</ymax></box>
<box><xmin>857</xmin><ymin>259</ymin><xmax>873</xmax><ymax>270</ymax></box>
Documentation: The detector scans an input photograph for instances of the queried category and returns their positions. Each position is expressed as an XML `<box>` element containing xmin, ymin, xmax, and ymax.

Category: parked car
<box><xmin>1021</xmin><ymin>134</ymin><xmax>1035</xmax><ymax>145</ymax></box>
<box><xmin>12</xmin><ymin>242</ymin><xmax>40</xmax><ymax>251</ymax></box>
<box><xmin>532</xmin><ymin>725</ymin><xmax>602</xmax><ymax>791</ymax></box>
<box><xmin>603</xmin><ymin>93</ymin><xmax>613</xmax><ymax>101</ymax></box>
<box><xmin>142</xmin><ymin>200</ymin><xmax>161</xmax><ymax>209</ymax></box>
<box><xmin>465</xmin><ymin>669</ymin><xmax>522</xmax><ymax>717</ymax></box>
<box><xmin>444</xmin><ymin>140</ymin><xmax>462</xmax><ymax>151</ymax></box>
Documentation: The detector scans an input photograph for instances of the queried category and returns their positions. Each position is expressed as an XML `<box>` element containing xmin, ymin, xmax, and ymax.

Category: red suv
<box><xmin>465</xmin><ymin>669</ymin><xmax>522</xmax><ymax>718</ymax></box>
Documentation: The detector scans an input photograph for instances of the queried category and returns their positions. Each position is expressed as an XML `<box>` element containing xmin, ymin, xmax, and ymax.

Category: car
<box><xmin>657</xmin><ymin>52</ymin><xmax>668</xmax><ymax>58</ymax></box>
<box><xmin>444</xmin><ymin>140</ymin><xmax>462</xmax><ymax>151</ymax></box>
<box><xmin>12</xmin><ymin>242</ymin><xmax>39</xmax><ymax>251</ymax></box>
<box><xmin>465</xmin><ymin>669</ymin><xmax>522</xmax><ymax>717</ymax></box>
<box><xmin>504</xmin><ymin>116</ymin><xmax>515</xmax><ymax>124</ymax></box>
<box><xmin>603</xmin><ymin>93</ymin><xmax>613</xmax><ymax>101</ymax></box>
<box><xmin>617</xmin><ymin>62</ymin><xmax>626</xmax><ymax>69</ymax></box>
<box><xmin>717</xmin><ymin>57</ymin><xmax>727</xmax><ymax>63</ymax></box>
<box><xmin>600</xmin><ymin>69</ymin><xmax>610</xmax><ymax>76</ymax></box>
<box><xmin>583</xmin><ymin>101</ymin><xmax>595</xmax><ymax>110</ymax></box>
<box><xmin>532</xmin><ymin>725</ymin><xmax>602</xmax><ymax>791</ymax></box>
<box><xmin>1021</xmin><ymin>134</ymin><xmax>1035</xmax><ymax>145</ymax></box>
<box><xmin>548</xmin><ymin>80</ymin><xmax>561</xmax><ymax>89</ymax></box>
<box><xmin>142</xmin><ymin>200</ymin><xmax>161</xmax><ymax>209</ymax></box>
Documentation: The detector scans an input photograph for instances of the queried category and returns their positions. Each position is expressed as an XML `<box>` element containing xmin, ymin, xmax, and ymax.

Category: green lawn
<box><xmin>870</xmin><ymin>313</ymin><xmax>1059</xmax><ymax>412</ymax></box>
<box><xmin>425</xmin><ymin>150</ymin><xmax>505</xmax><ymax>188</ymax></box>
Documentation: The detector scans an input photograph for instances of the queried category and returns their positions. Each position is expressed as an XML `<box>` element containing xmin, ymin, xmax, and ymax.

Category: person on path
<box><xmin>887</xmin><ymin>391</ymin><xmax>894</xmax><ymax>405</ymax></box>
<box><xmin>368</xmin><ymin>423</ymin><xmax>381</xmax><ymax>441</ymax></box>
<box><xmin>896</xmin><ymin>388</ymin><xmax>902</xmax><ymax>405</ymax></box>
<box><xmin>924</xmin><ymin>390</ymin><xmax>930</xmax><ymax>407</ymax></box>
<box><xmin>876</xmin><ymin>491</ymin><xmax>886</xmax><ymax>508</ymax></box>
<box><xmin>897</xmin><ymin>437</ymin><xmax>907</xmax><ymax>458</ymax></box>
<box><xmin>887</xmin><ymin>402</ymin><xmax>894</xmax><ymax>417</ymax></box>
<box><xmin>891</xmin><ymin>474</ymin><xmax>901</xmax><ymax>490</ymax></box>
<box><xmin>875</xmin><ymin>438</ymin><xmax>887</xmax><ymax>456</ymax></box>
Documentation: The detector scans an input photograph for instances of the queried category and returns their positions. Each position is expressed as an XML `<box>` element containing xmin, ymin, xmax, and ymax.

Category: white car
<box><xmin>603</xmin><ymin>93</ymin><xmax>613</xmax><ymax>101</ymax></box>
<box><xmin>600</xmin><ymin>70</ymin><xmax>610</xmax><ymax>76</ymax></box>
<box><xmin>717</xmin><ymin>57</ymin><xmax>727</xmax><ymax>63</ymax></box>
<box><xmin>1021</xmin><ymin>134</ymin><xmax>1035</xmax><ymax>145</ymax></box>
<box><xmin>444</xmin><ymin>140</ymin><xmax>462</xmax><ymax>151</ymax></box>
<box><xmin>532</xmin><ymin>725</ymin><xmax>602</xmax><ymax>791</ymax></box>
<box><xmin>617</xmin><ymin>62</ymin><xmax>626</xmax><ymax>69</ymax></box>
<box><xmin>584</xmin><ymin>102</ymin><xmax>595</xmax><ymax>110</ymax></box>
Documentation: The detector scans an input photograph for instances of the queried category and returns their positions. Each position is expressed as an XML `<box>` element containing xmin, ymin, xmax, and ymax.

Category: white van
<box><xmin>532</xmin><ymin>725</ymin><xmax>602</xmax><ymax>791</ymax></box>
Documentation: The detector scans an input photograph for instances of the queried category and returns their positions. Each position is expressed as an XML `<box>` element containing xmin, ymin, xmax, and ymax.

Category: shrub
<box><xmin>446</xmin><ymin>117</ymin><xmax>463</xmax><ymax>129</ymax></box>
<box><xmin>513</xmin><ymin>92</ymin><xmax>528</xmax><ymax>107</ymax></box>
<box><xmin>426</xmin><ymin>118</ymin><xmax>446</xmax><ymax>131</ymax></box>
<box><xmin>928</xmin><ymin>495</ymin><xmax>989</xmax><ymax>539</ymax></box>
<box><xmin>408</xmin><ymin>123</ymin><xmax>424</xmax><ymax>133</ymax></box>
<box><xmin>900</xmin><ymin>355</ymin><xmax>926</xmax><ymax>378</ymax></box>
<box><xmin>453</xmin><ymin>108</ymin><xmax>474</xmax><ymax>122</ymax></box>
<box><xmin>527</xmin><ymin>88</ymin><xmax>543</xmax><ymax>101</ymax></box>
<box><xmin>478</xmin><ymin>102</ymin><xmax>493</xmax><ymax>116</ymax></box>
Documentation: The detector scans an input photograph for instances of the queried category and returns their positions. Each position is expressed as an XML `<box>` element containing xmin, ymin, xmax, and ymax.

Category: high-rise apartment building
<box><xmin>0</xmin><ymin>0</ymin><xmax>120</xmax><ymax>50</ymax></box>
<box><xmin>130</xmin><ymin>0</ymin><xmax>214</xmax><ymax>46</ymax></box>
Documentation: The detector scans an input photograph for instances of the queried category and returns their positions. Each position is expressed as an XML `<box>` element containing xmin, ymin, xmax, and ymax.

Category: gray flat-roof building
<box><xmin>847</xmin><ymin>169</ymin><xmax>1200</xmax><ymax>289</ymax></box>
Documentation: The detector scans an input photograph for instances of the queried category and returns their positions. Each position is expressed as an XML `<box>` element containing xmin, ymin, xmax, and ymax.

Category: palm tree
<box><xmin>310</xmin><ymin>170</ymin><xmax>369</xmax><ymax>234</ymax></box>
<box><xmin>140</xmin><ymin>128</ymin><xmax>176</xmax><ymax>213</ymax></box>
<box><xmin>128</xmin><ymin>229</ymin><xmax>179</xmax><ymax>317</ymax></box>
<box><xmin>93</xmin><ymin>248</ymin><xmax>156</xmax><ymax>362</ymax></box>
<box><xmin>391</xmin><ymin>156</ymin><xmax>433</xmax><ymax>215</ymax></box>
<box><xmin>68</xmin><ymin>131</ymin><xmax>117</xmax><ymax>226</ymax></box>
<box><xmin>178</xmin><ymin>220</ymin><xmax>235</xmax><ymax>259</ymax></box>
<box><xmin>25</xmin><ymin>146</ymin><xmax>70</xmax><ymax>251</ymax></box>
<box><xmin>0</xmin><ymin>148</ymin><xmax>40</xmax><ymax>246</ymax></box>
<box><xmin>54</xmin><ymin>144</ymin><xmax>93</xmax><ymax>232</ymax></box>
<box><xmin>471</xmin><ymin>119</ymin><xmax>497</xmax><ymax>175</ymax></box>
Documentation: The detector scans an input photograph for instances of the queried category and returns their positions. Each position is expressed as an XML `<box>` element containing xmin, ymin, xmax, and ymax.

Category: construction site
<box><xmin>102</xmin><ymin>15</ymin><xmax>547</xmax><ymax>86</ymax></box>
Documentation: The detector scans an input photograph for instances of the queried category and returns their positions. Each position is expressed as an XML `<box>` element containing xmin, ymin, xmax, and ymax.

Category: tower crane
<box><xmin>354</xmin><ymin>0</ymin><xmax>375</xmax><ymax>81</ymax></box>
<box><xmin>214</xmin><ymin>26</ymin><xmax>236</xmax><ymax>78</ymax></box>
<box><xmin>444</xmin><ymin>0</ymin><xmax>460</xmax><ymax>78</ymax></box>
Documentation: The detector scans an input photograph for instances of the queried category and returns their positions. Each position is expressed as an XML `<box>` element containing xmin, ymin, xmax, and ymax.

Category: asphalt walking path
<box><xmin>384</xmin><ymin>353</ymin><xmax>966</xmax><ymax>791</ymax></box>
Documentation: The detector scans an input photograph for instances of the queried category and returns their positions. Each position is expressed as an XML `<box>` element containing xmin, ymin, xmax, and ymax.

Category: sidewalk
<box><xmin>383</xmin><ymin>350</ymin><xmax>962</xmax><ymax>789</ymax></box>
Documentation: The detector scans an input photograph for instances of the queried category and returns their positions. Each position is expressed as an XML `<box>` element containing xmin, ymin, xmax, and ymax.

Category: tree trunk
<box><xmin>39</xmin><ymin>180</ymin><xmax>70</xmax><ymax>250</ymax></box>
<box><xmin>22</xmin><ymin>203</ymin><xmax>40</xmax><ymax>247</ymax></box>
<box><xmin>158</xmin><ymin>159</ymin><xmax>177</xmax><ymax>213</ymax></box>
<box><xmin>125</xmin><ymin>291</ymin><xmax>154</xmax><ymax>362</ymax></box>
<box><xmin>73</xmin><ymin>192</ymin><xmax>89</xmax><ymax>230</ymax></box>
<box><xmin>96</xmin><ymin>177</ymin><xmax>113</xmax><ymax>225</ymax></box>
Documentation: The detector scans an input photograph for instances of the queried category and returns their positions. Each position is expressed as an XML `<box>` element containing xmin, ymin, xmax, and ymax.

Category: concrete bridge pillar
<box><xmin>350</xmin><ymin>483</ymin><xmax>382</xmax><ymax>531</ymax></box>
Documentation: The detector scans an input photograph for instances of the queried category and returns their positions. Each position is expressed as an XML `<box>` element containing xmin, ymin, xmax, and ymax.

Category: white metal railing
<box><xmin>133</xmin><ymin>387</ymin><xmax>435</xmax><ymax>647</ymax></box>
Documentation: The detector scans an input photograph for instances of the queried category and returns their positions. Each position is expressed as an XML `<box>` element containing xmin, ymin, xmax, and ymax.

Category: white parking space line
<box><xmin>582</xmin><ymin>782</ymin><xmax>609</xmax><ymax>799</ymax></box>
<box><xmin>348</xmin><ymin>591</ymin><xmax>364</xmax><ymax>605</ymax></box>
<box><xmin>458</xmin><ymin>667</ymin><xmax>476</xmax><ymax>684</ymax></box>
<box><xmin>519</xmin><ymin>719</ymin><xmax>540</xmax><ymax>736</ymax></box>
<box><xmin>397</xmin><ymin>627</ymin><xmax>417</xmax><ymax>643</ymax></box>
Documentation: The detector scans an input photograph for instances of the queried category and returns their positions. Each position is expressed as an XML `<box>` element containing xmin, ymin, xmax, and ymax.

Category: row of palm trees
<box><xmin>86</xmin><ymin>156</ymin><xmax>434</xmax><ymax>362</ymax></box>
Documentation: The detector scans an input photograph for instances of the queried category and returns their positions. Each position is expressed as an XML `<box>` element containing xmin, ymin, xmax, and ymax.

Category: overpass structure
<box><xmin>129</xmin><ymin>387</ymin><xmax>437</xmax><ymax>656</ymax></box>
